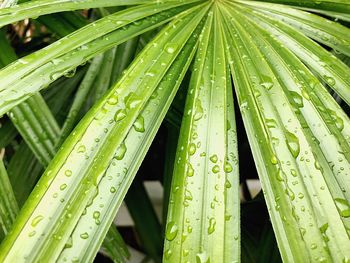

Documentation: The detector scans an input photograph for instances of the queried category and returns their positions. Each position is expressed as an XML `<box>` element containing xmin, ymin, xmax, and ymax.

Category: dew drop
<box><xmin>115</xmin><ymin>142</ymin><xmax>127</xmax><ymax>160</ymax></box>
<box><xmin>194</xmin><ymin>99</ymin><xmax>204</xmax><ymax>121</ymax></box>
<box><xmin>60</xmin><ymin>184</ymin><xmax>67</xmax><ymax>191</ymax></box>
<box><xmin>260</xmin><ymin>81</ymin><xmax>274</xmax><ymax>90</ymax></box>
<box><xmin>188</xmin><ymin>143</ymin><xmax>196</xmax><ymax>155</ymax></box>
<box><xmin>28</xmin><ymin>231</ymin><xmax>36</xmax><ymax>237</ymax></box>
<box><xmin>114</xmin><ymin>109</ymin><xmax>127</xmax><ymax>122</ymax></box>
<box><xmin>208</xmin><ymin>218</ymin><xmax>216</xmax><ymax>234</ymax></box>
<box><xmin>271</xmin><ymin>155</ymin><xmax>278</xmax><ymax>165</ymax></box>
<box><xmin>133</xmin><ymin>116</ymin><xmax>145</xmax><ymax>133</ymax></box>
<box><xmin>285</xmin><ymin>131</ymin><xmax>300</xmax><ymax>158</ymax></box>
<box><xmin>65</xmin><ymin>170</ymin><xmax>72</xmax><ymax>177</ymax></box>
<box><xmin>186</xmin><ymin>163</ymin><xmax>194</xmax><ymax>177</ymax></box>
<box><xmin>311</xmin><ymin>243</ymin><xmax>317</xmax><ymax>250</ymax></box>
<box><xmin>31</xmin><ymin>215</ymin><xmax>44</xmax><ymax>227</ymax></box>
<box><xmin>164</xmin><ymin>249</ymin><xmax>172</xmax><ymax>259</ymax></box>
<box><xmin>224</xmin><ymin>161</ymin><xmax>233</xmax><ymax>173</ymax></box>
<box><xmin>165</xmin><ymin>43</ymin><xmax>178</xmax><ymax>54</ymax></box>
<box><xmin>290</xmin><ymin>91</ymin><xmax>304</xmax><ymax>108</ymax></box>
<box><xmin>77</xmin><ymin>145</ymin><xmax>86</xmax><ymax>153</ymax></box>
<box><xmin>165</xmin><ymin>221</ymin><xmax>178</xmax><ymax>241</ymax></box>
<box><xmin>324</xmin><ymin>76</ymin><xmax>335</xmax><ymax>86</ymax></box>
<box><xmin>107</xmin><ymin>95</ymin><xmax>118</xmax><ymax>105</ymax></box>
<box><xmin>334</xmin><ymin>198</ymin><xmax>350</xmax><ymax>217</ymax></box>
<box><xmin>209</xmin><ymin>154</ymin><xmax>218</xmax><ymax>163</ymax></box>
<box><xmin>212</xmin><ymin>165</ymin><xmax>220</xmax><ymax>173</ymax></box>
<box><xmin>80</xmin><ymin>232</ymin><xmax>89</xmax><ymax>239</ymax></box>
<box><xmin>196</xmin><ymin>251</ymin><xmax>209</xmax><ymax>263</ymax></box>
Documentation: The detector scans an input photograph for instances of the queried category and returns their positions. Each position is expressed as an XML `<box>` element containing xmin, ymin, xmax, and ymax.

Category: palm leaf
<box><xmin>0</xmin><ymin>2</ymin><xmax>197</xmax><ymax>116</ymax></box>
<box><xmin>221</xmin><ymin>2</ymin><xmax>350</xmax><ymax>261</ymax></box>
<box><xmin>0</xmin><ymin>158</ymin><xmax>19</xmax><ymax>236</ymax></box>
<box><xmin>164</xmin><ymin>5</ymin><xmax>240</xmax><ymax>262</ymax></box>
<box><xmin>0</xmin><ymin>3</ymin><xmax>209</xmax><ymax>261</ymax></box>
<box><xmin>0</xmin><ymin>0</ymin><xmax>349</xmax><ymax>262</ymax></box>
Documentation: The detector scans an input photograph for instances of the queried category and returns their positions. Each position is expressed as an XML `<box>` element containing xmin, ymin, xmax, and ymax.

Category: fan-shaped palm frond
<box><xmin>0</xmin><ymin>0</ymin><xmax>349</xmax><ymax>262</ymax></box>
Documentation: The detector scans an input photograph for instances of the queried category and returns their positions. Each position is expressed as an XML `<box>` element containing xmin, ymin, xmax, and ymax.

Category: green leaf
<box><xmin>0</xmin><ymin>26</ymin><xmax>61</xmax><ymax>167</ymax></box>
<box><xmin>232</xmin><ymin>3</ymin><xmax>350</xmax><ymax>111</ymax></box>
<box><xmin>222</xmin><ymin>3</ymin><xmax>350</xmax><ymax>262</ymax></box>
<box><xmin>57</xmin><ymin>55</ymin><xmax>104</xmax><ymax>146</ymax></box>
<box><xmin>0</xmin><ymin>2</ymin><xmax>198</xmax><ymax>116</ymax></box>
<box><xmin>7</xmin><ymin>142</ymin><xmax>43</xmax><ymax>207</ymax></box>
<box><xmin>101</xmin><ymin>226</ymin><xmax>130</xmax><ymax>262</ymax></box>
<box><xmin>8</xmin><ymin>94</ymin><xmax>60</xmax><ymax>165</ymax></box>
<box><xmin>0</xmin><ymin>4</ymin><xmax>208</xmax><ymax>262</ymax></box>
<box><xmin>0</xmin><ymin>0</ymin><xmax>189</xmax><ymax>27</ymax></box>
<box><xmin>57</xmin><ymin>6</ymin><xmax>208</xmax><ymax>262</ymax></box>
<box><xmin>164</xmin><ymin>5</ymin><xmax>240</xmax><ymax>262</ymax></box>
<box><xmin>0</xmin><ymin>122</ymin><xmax>17</xmax><ymax>149</ymax></box>
<box><xmin>239</xmin><ymin>0</ymin><xmax>350</xmax><ymax>56</ymax></box>
<box><xmin>0</xmin><ymin>158</ymin><xmax>19</xmax><ymax>236</ymax></box>
<box><xmin>247</xmin><ymin>0</ymin><xmax>350</xmax><ymax>13</ymax></box>
<box><xmin>125</xmin><ymin>179</ymin><xmax>162</xmax><ymax>262</ymax></box>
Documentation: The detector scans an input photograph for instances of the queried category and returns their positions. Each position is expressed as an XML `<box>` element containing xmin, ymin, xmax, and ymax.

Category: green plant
<box><xmin>0</xmin><ymin>0</ymin><xmax>349</xmax><ymax>262</ymax></box>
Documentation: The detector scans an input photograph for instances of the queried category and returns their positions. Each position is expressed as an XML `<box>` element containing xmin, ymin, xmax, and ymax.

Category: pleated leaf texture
<box><xmin>0</xmin><ymin>0</ymin><xmax>349</xmax><ymax>262</ymax></box>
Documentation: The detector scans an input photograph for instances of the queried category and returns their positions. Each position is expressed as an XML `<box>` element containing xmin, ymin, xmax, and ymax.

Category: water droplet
<box><xmin>194</xmin><ymin>99</ymin><xmax>204</xmax><ymax>121</ymax></box>
<box><xmin>224</xmin><ymin>161</ymin><xmax>233</xmax><ymax>173</ymax></box>
<box><xmin>260</xmin><ymin>81</ymin><xmax>274</xmax><ymax>90</ymax></box>
<box><xmin>145</xmin><ymin>71</ymin><xmax>155</xmax><ymax>77</ymax></box>
<box><xmin>260</xmin><ymin>75</ymin><xmax>274</xmax><ymax>90</ymax></box>
<box><xmin>319</xmin><ymin>222</ymin><xmax>328</xmax><ymax>233</ymax></box>
<box><xmin>324</xmin><ymin>76</ymin><xmax>335</xmax><ymax>86</ymax></box>
<box><xmin>271</xmin><ymin>155</ymin><xmax>278</xmax><ymax>165</ymax></box>
<box><xmin>196</xmin><ymin>251</ymin><xmax>209</xmax><ymax>263</ymax></box>
<box><xmin>301</xmin><ymin>88</ymin><xmax>310</xmax><ymax>100</ymax></box>
<box><xmin>114</xmin><ymin>109</ymin><xmax>127</xmax><ymax>122</ymax></box>
<box><xmin>164</xmin><ymin>249</ymin><xmax>172</xmax><ymax>259</ymax></box>
<box><xmin>31</xmin><ymin>215</ymin><xmax>44</xmax><ymax>227</ymax></box>
<box><xmin>65</xmin><ymin>170</ymin><xmax>72</xmax><ymax>177</ymax></box>
<box><xmin>80</xmin><ymin>232</ymin><xmax>89</xmax><ymax>239</ymax></box>
<box><xmin>110</xmin><ymin>186</ymin><xmax>116</xmax><ymax>193</ymax></box>
<box><xmin>64</xmin><ymin>237</ymin><xmax>73</xmax><ymax>248</ymax></box>
<box><xmin>165</xmin><ymin>43</ymin><xmax>178</xmax><ymax>54</ymax></box>
<box><xmin>276</xmin><ymin>169</ymin><xmax>285</xmax><ymax>182</ymax></box>
<box><xmin>328</xmin><ymin>109</ymin><xmax>344</xmax><ymax>131</ymax></box>
<box><xmin>290</xmin><ymin>91</ymin><xmax>304</xmax><ymax>108</ymax></box>
<box><xmin>28</xmin><ymin>231</ymin><xmax>36</xmax><ymax>237</ymax></box>
<box><xmin>93</xmin><ymin>211</ymin><xmax>100</xmax><ymax>219</ymax></box>
<box><xmin>186</xmin><ymin>163</ymin><xmax>194</xmax><ymax>177</ymax></box>
<box><xmin>77</xmin><ymin>145</ymin><xmax>86</xmax><ymax>153</ymax></box>
<box><xmin>266</xmin><ymin>118</ymin><xmax>277</xmax><ymax>128</ymax></box>
<box><xmin>125</xmin><ymin>93</ymin><xmax>142</xmax><ymax>109</ymax></box>
<box><xmin>115</xmin><ymin>142</ymin><xmax>127</xmax><ymax>160</ymax></box>
<box><xmin>209</xmin><ymin>154</ymin><xmax>218</xmax><ymax>163</ymax></box>
<box><xmin>165</xmin><ymin>221</ymin><xmax>178</xmax><ymax>241</ymax></box>
<box><xmin>212</xmin><ymin>165</ymin><xmax>220</xmax><ymax>173</ymax></box>
<box><xmin>64</xmin><ymin>68</ymin><xmax>76</xmax><ymax>78</ymax></box>
<box><xmin>133</xmin><ymin>116</ymin><xmax>145</xmax><ymax>132</ymax></box>
<box><xmin>185</xmin><ymin>190</ymin><xmax>193</xmax><ymax>201</ymax></box>
<box><xmin>188</xmin><ymin>143</ymin><xmax>196</xmax><ymax>155</ymax></box>
<box><xmin>60</xmin><ymin>184</ymin><xmax>67</xmax><ymax>190</ymax></box>
<box><xmin>335</xmin><ymin>198</ymin><xmax>350</xmax><ymax>217</ymax></box>
<box><xmin>107</xmin><ymin>95</ymin><xmax>118</xmax><ymax>105</ymax></box>
<box><xmin>208</xmin><ymin>218</ymin><xmax>216</xmax><ymax>234</ymax></box>
<box><xmin>285</xmin><ymin>131</ymin><xmax>300</xmax><ymax>158</ymax></box>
